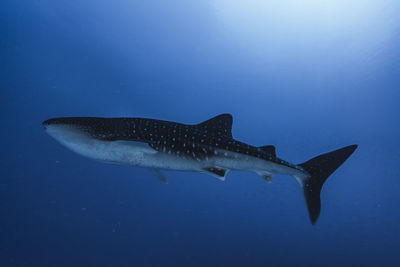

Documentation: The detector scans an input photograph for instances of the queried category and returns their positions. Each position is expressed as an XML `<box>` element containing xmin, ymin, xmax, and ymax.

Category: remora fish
<box><xmin>42</xmin><ymin>114</ymin><xmax>357</xmax><ymax>224</ymax></box>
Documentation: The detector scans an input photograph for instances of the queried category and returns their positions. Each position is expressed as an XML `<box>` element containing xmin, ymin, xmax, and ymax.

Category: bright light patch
<box><xmin>212</xmin><ymin>0</ymin><xmax>398</xmax><ymax>63</ymax></box>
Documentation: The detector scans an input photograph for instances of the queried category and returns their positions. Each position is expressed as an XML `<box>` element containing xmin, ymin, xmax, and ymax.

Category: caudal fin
<box><xmin>298</xmin><ymin>145</ymin><xmax>358</xmax><ymax>225</ymax></box>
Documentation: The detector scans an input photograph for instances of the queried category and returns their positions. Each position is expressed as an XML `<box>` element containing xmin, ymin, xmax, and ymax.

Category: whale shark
<box><xmin>42</xmin><ymin>114</ymin><xmax>357</xmax><ymax>224</ymax></box>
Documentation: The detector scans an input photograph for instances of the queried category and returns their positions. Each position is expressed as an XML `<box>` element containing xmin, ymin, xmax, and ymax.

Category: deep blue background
<box><xmin>1</xmin><ymin>1</ymin><xmax>400</xmax><ymax>266</ymax></box>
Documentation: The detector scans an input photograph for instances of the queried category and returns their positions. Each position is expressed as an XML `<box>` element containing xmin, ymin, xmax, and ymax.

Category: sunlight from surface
<box><xmin>212</xmin><ymin>0</ymin><xmax>398</xmax><ymax>64</ymax></box>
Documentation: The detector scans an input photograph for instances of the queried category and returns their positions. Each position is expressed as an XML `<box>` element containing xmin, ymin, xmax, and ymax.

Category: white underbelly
<box><xmin>55</xmin><ymin>133</ymin><xmax>203</xmax><ymax>170</ymax></box>
<box><xmin>211</xmin><ymin>149</ymin><xmax>305</xmax><ymax>177</ymax></box>
<box><xmin>47</xmin><ymin>124</ymin><xmax>304</xmax><ymax>176</ymax></box>
<box><xmin>67</xmin><ymin>139</ymin><xmax>303</xmax><ymax>176</ymax></box>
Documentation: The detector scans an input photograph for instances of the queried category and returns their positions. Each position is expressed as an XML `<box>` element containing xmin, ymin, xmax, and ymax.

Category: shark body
<box><xmin>43</xmin><ymin>114</ymin><xmax>357</xmax><ymax>224</ymax></box>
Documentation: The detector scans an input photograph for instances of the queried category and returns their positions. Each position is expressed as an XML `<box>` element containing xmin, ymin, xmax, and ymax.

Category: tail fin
<box><xmin>298</xmin><ymin>145</ymin><xmax>358</xmax><ymax>225</ymax></box>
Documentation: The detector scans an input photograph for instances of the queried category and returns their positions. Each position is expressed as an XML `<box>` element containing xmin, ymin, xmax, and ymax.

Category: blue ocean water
<box><xmin>1</xmin><ymin>1</ymin><xmax>400</xmax><ymax>266</ymax></box>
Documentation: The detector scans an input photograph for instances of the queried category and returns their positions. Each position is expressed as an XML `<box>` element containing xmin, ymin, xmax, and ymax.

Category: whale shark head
<box><xmin>42</xmin><ymin>117</ymin><xmax>135</xmax><ymax>160</ymax></box>
<box><xmin>43</xmin><ymin>117</ymin><xmax>122</xmax><ymax>142</ymax></box>
<box><xmin>42</xmin><ymin>117</ymin><xmax>161</xmax><ymax>164</ymax></box>
<box><xmin>42</xmin><ymin>118</ymin><xmax>103</xmax><ymax>155</ymax></box>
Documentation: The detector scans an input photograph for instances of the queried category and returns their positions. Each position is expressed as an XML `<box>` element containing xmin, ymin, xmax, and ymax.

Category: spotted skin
<box><xmin>43</xmin><ymin>114</ymin><xmax>358</xmax><ymax>225</ymax></box>
<box><xmin>43</xmin><ymin>114</ymin><xmax>304</xmax><ymax>172</ymax></box>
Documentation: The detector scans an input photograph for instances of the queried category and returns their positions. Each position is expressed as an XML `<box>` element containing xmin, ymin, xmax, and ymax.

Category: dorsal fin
<box><xmin>259</xmin><ymin>145</ymin><xmax>276</xmax><ymax>156</ymax></box>
<box><xmin>197</xmin><ymin>114</ymin><xmax>233</xmax><ymax>138</ymax></box>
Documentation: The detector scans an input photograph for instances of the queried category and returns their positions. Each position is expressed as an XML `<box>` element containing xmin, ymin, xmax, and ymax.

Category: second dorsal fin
<box><xmin>197</xmin><ymin>114</ymin><xmax>233</xmax><ymax>138</ymax></box>
<box><xmin>259</xmin><ymin>145</ymin><xmax>276</xmax><ymax>156</ymax></box>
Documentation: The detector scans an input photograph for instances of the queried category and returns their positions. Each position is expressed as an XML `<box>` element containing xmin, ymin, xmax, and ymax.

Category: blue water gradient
<box><xmin>1</xmin><ymin>1</ymin><xmax>400</xmax><ymax>266</ymax></box>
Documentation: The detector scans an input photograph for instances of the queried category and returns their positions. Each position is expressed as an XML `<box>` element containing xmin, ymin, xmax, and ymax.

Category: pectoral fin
<box><xmin>149</xmin><ymin>168</ymin><xmax>168</xmax><ymax>184</ymax></box>
<box><xmin>257</xmin><ymin>171</ymin><xmax>274</xmax><ymax>183</ymax></box>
